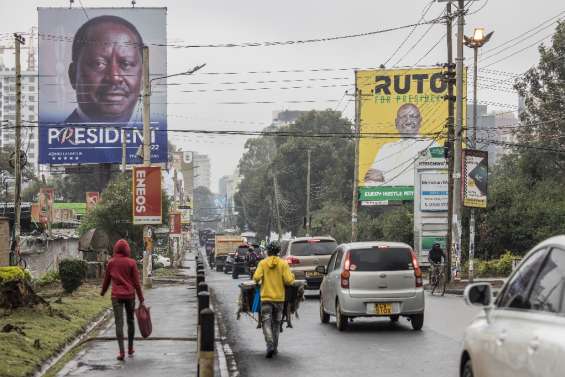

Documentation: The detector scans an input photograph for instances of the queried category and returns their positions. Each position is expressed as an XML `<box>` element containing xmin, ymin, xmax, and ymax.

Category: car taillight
<box><xmin>411</xmin><ymin>250</ymin><xmax>423</xmax><ymax>287</ymax></box>
<box><xmin>286</xmin><ymin>256</ymin><xmax>300</xmax><ymax>265</ymax></box>
<box><xmin>341</xmin><ymin>252</ymin><xmax>351</xmax><ymax>288</ymax></box>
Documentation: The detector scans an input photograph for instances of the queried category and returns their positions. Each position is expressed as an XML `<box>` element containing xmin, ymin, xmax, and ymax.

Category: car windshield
<box><xmin>349</xmin><ymin>247</ymin><xmax>413</xmax><ymax>271</ymax></box>
<box><xmin>290</xmin><ymin>240</ymin><xmax>337</xmax><ymax>256</ymax></box>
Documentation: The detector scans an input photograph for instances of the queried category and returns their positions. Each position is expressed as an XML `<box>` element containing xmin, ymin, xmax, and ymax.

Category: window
<box><xmin>327</xmin><ymin>252</ymin><xmax>337</xmax><ymax>272</ymax></box>
<box><xmin>28</xmin><ymin>77</ymin><xmax>35</xmax><ymax>83</ymax></box>
<box><xmin>289</xmin><ymin>239</ymin><xmax>337</xmax><ymax>256</ymax></box>
<box><xmin>497</xmin><ymin>248</ymin><xmax>549</xmax><ymax>310</ymax></box>
<box><xmin>528</xmin><ymin>248</ymin><xmax>565</xmax><ymax>314</ymax></box>
<box><xmin>28</xmin><ymin>106</ymin><xmax>34</xmax><ymax>111</ymax></box>
<box><xmin>28</xmin><ymin>115</ymin><xmax>35</xmax><ymax>121</ymax></box>
<box><xmin>335</xmin><ymin>249</ymin><xmax>344</xmax><ymax>270</ymax></box>
<box><xmin>28</xmin><ymin>86</ymin><xmax>35</xmax><ymax>92</ymax></box>
<box><xmin>349</xmin><ymin>247</ymin><xmax>413</xmax><ymax>272</ymax></box>
<box><xmin>29</xmin><ymin>96</ymin><xmax>35</xmax><ymax>102</ymax></box>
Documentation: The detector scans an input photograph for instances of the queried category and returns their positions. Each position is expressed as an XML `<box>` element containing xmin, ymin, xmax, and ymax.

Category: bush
<box><xmin>34</xmin><ymin>270</ymin><xmax>60</xmax><ymax>287</ymax></box>
<box><xmin>0</xmin><ymin>267</ymin><xmax>31</xmax><ymax>285</ymax></box>
<box><xmin>463</xmin><ymin>250</ymin><xmax>520</xmax><ymax>278</ymax></box>
<box><xmin>58</xmin><ymin>259</ymin><xmax>88</xmax><ymax>293</ymax></box>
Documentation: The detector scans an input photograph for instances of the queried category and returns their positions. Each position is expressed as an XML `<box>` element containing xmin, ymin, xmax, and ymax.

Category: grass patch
<box><xmin>0</xmin><ymin>283</ymin><xmax>111</xmax><ymax>377</ymax></box>
<box><xmin>153</xmin><ymin>267</ymin><xmax>180</xmax><ymax>279</ymax></box>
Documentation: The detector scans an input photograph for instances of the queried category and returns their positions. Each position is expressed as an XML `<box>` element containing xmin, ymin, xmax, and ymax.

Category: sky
<box><xmin>0</xmin><ymin>0</ymin><xmax>562</xmax><ymax>192</ymax></box>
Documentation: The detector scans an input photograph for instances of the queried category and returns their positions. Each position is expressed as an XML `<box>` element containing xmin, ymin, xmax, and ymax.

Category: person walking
<box><xmin>252</xmin><ymin>241</ymin><xmax>295</xmax><ymax>358</ymax></box>
<box><xmin>101</xmin><ymin>239</ymin><xmax>144</xmax><ymax>361</ymax></box>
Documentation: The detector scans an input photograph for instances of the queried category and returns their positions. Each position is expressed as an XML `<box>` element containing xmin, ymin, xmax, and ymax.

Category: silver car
<box><xmin>461</xmin><ymin>235</ymin><xmax>565</xmax><ymax>377</ymax></box>
<box><xmin>318</xmin><ymin>241</ymin><xmax>425</xmax><ymax>331</ymax></box>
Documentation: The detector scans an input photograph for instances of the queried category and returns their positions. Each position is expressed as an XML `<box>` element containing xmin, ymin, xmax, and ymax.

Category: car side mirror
<box><xmin>464</xmin><ymin>283</ymin><xmax>493</xmax><ymax>307</ymax></box>
<box><xmin>315</xmin><ymin>265</ymin><xmax>327</xmax><ymax>275</ymax></box>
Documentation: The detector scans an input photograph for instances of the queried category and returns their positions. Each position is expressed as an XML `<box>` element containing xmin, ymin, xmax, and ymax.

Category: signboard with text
<box><xmin>132</xmin><ymin>166</ymin><xmax>162</xmax><ymax>225</ymax></box>
<box><xmin>463</xmin><ymin>149</ymin><xmax>488</xmax><ymax>208</ymax></box>
<box><xmin>420</xmin><ymin>173</ymin><xmax>448</xmax><ymax>211</ymax></box>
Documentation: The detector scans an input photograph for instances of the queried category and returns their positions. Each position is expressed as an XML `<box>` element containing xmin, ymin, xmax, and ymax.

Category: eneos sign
<box><xmin>132</xmin><ymin>166</ymin><xmax>162</xmax><ymax>225</ymax></box>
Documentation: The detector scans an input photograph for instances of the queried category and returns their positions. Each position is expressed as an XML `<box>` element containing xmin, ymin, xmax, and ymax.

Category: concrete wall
<box><xmin>20</xmin><ymin>236</ymin><xmax>81</xmax><ymax>278</ymax></box>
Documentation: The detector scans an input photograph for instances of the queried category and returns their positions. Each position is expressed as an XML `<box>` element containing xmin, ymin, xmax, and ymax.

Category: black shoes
<box><xmin>266</xmin><ymin>346</ymin><xmax>275</xmax><ymax>358</ymax></box>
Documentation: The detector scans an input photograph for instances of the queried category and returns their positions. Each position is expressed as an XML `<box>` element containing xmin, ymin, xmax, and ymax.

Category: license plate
<box><xmin>305</xmin><ymin>271</ymin><xmax>322</xmax><ymax>278</ymax></box>
<box><xmin>374</xmin><ymin>303</ymin><xmax>393</xmax><ymax>315</ymax></box>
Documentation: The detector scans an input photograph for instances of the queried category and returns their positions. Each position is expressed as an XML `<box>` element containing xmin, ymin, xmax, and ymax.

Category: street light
<box><xmin>464</xmin><ymin>27</ymin><xmax>493</xmax><ymax>283</ymax></box>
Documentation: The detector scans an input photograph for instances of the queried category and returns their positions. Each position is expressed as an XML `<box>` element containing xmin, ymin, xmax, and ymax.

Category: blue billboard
<box><xmin>38</xmin><ymin>8</ymin><xmax>167</xmax><ymax>164</ymax></box>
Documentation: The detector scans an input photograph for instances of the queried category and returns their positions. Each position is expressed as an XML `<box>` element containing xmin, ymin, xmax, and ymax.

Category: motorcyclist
<box><xmin>253</xmin><ymin>241</ymin><xmax>295</xmax><ymax>358</ymax></box>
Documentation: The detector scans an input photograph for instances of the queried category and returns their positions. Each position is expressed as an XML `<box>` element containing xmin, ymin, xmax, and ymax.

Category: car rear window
<box><xmin>349</xmin><ymin>247</ymin><xmax>413</xmax><ymax>271</ymax></box>
<box><xmin>237</xmin><ymin>247</ymin><xmax>249</xmax><ymax>255</ymax></box>
<box><xmin>290</xmin><ymin>240</ymin><xmax>337</xmax><ymax>256</ymax></box>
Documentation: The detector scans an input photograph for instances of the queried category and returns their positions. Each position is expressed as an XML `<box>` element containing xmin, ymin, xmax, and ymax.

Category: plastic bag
<box><xmin>251</xmin><ymin>286</ymin><xmax>261</xmax><ymax>313</ymax></box>
<box><xmin>135</xmin><ymin>303</ymin><xmax>152</xmax><ymax>338</ymax></box>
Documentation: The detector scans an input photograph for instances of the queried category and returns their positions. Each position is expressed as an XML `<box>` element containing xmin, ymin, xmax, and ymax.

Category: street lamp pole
<box><xmin>464</xmin><ymin>28</ymin><xmax>493</xmax><ymax>282</ymax></box>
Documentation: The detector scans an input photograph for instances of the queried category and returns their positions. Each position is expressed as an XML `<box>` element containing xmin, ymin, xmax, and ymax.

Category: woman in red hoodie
<box><xmin>101</xmin><ymin>239</ymin><xmax>144</xmax><ymax>361</ymax></box>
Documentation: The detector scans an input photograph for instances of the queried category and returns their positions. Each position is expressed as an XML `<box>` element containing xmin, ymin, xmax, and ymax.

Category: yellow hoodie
<box><xmin>253</xmin><ymin>256</ymin><xmax>295</xmax><ymax>302</ymax></box>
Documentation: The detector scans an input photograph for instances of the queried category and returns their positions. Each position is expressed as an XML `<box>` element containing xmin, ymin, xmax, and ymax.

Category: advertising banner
<box><xmin>86</xmin><ymin>192</ymin><xmax>100</xmax><ymax>212</ymax></box>
<box><xmin>132</xmin><ymin>166</ymin><xmax>162</xmax><ymax>225</ymax></box>
<box><xmin>420</xmin><ymin>173</ymin><xmax>448</xmax><ymax>211</ymax></box>
<box><xmin>356</xmin><ymin>68</ymin><xmax>465</xmax><ymax>201</ymax></box>
<box><xmin>169</xmin><ymin>213</ymin><xmax>181</xmax><ymax>235</ymax></box>
<box><xmin>463</xmin><ymin>149</ymin><xmax>488</xmax><ymax>208</ymax></box>
<box><xmin>178</xmin><ymin>205</ymin><xmax>191</xmax><ymax>224</ymax></box>
<box><xmin>38</xmin><ymin>7</ymin><xmax>168</xmax><ymax>164</ymax></box>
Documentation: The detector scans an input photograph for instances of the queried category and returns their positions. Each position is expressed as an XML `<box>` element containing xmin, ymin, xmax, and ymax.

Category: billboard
<box><xmin>357</xmin><ymin>68</ymin><xmax>464</xmax><ymax>201</ymax></box>
<box><xmin>420</xmin><ymin>173</ymin><xmax>448</xmax><ymax>211</ymax></box>
<box><xmin>463</xmin><ymin>149</ymin><xmax>488</xmax><ymax>208</ymax></box>
<box><xmin>132</xmin><ymin>166</ymin><xmax>162</xmax><ymax>225</ymax></box>
<box><xmin>38</xmin><ymin>8</ymin><xmax>168</xmax><ymax>165</ymax></box>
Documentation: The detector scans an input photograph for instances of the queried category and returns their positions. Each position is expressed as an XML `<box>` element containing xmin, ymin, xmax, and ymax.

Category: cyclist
<box><xmin>428</xmin><ymin>243</ymin><xmax>446</xmax><ymax>283</ymax></box>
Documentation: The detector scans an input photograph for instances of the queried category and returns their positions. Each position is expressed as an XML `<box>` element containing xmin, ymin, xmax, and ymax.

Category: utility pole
<box><xmin>445</xmin><ymin>1</ymin><xmax>455</xmax><ymax>283</ymax></box>
<box><xmin>142</xmin><ymin>45</ymin><xmax>152</xmax><ymax>288</ymax></box>
<box><xmin>452</xmin><ymin>0</ymin><xmax>466</xmax><ymax>278</ymax></box>
<box><xmin>13</xmin><ymin>33</ymin><xmax>24</xmax><ymax>262</ymax></box>
<box><xmin>305</xmin><ymin>149</ymin><xmax>311</xmax><ymax>236</ymax></box>
<box><xmin>272</xmin><ymin>175</ymin><xmax>283</xmax><ymax>240</ymax></box>
<box><xmin>351</xmin><ymin>81</ymin><xmax>361</xmax><ymax>242</ymax></box>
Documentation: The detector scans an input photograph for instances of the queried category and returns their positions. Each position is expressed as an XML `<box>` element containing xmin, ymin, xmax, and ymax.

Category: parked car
<box><xmin>460</xmin><ymin>236</ymin><xmax>565</xmax><ymax>377</ymax></box>
<box><xmin>281</xmin><ymin>236</ymin><xmax>337</xmax><ymax>289</ymax></box>
<box><xmin>318</xmin><ymin>241</ymin><xmax>424</xmax><ymax>331</ymax></box>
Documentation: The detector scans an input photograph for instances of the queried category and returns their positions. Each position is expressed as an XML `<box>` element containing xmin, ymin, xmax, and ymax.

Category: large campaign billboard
<box><xmin>357</xmin><ymin>68</ymin><xmax>464</xmax><ymax>202</ymax></box>
<box><xmin>38</xmin><ymin>8</ymin><xmax>167</xmax><ymax>164</ymax></box>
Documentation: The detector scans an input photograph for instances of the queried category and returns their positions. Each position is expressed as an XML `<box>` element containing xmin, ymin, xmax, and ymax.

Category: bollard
<box><xmin>197</xmin><ymin>282</ymin><xmax>208</xmax><ymax>294</ymax></box>
<box><xmin>196</xmin><ymin>272</ymin><xmax>205</xmax><ymax>287</ymax></box>
<box><xmin>197</xmin><ymin>266</ymin><xmax>205</xmax><ymax>274</ymax></box>
<box><xmin>197</xmin><ymin>291</ymin><xmax>210</xmax><ymax>325</ymax></box>
<box><xmin>198</xmin><ymin>308</ymin><xmax>215</xmax><ymax>377</ymax></box>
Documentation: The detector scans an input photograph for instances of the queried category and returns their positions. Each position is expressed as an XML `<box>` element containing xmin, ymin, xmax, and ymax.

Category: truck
<box><xmin>212</xmin><ymin>234</ymin><xmax>244</xmax><ymax>272</ymax></box>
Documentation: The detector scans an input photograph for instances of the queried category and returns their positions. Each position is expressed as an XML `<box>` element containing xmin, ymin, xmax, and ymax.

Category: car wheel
<box><xmin>319</xmin><ymin>297</ymin><xmax>330</xmax><ymax>324</ymax></box>
<box><xmin>390</xmin><ymin>315</ymin><xmax>399</xmax><ymax>323</ymax></box>
<box><xmin>461</xmin><ymin>359</ymin><xmax>473</xmax><ymax>377</ymax></box>
<box><xmin>336</xmin><ymin>301</ymin><xmax>348</xmax><ymax>331</ymax></box>
<box><xmin>215</xmin><ymin>264</ymin><xmax>222</xmax><ymax>272</ymax></box>
<box><xmin>410</xmin><ymin>313</ymin><xmax>424</xmax><ymax>331</ymax></box>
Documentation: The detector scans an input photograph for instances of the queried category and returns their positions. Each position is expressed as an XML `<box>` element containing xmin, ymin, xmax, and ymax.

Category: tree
<box><xmin>78</xmin><ymin>173</ymin><xmax>170</xmax><ymax>257</ymax></box>
<box><xmin>475</xmin><ymin>22</ymin><xmax>565</xmax><ymax>258</ymax></box>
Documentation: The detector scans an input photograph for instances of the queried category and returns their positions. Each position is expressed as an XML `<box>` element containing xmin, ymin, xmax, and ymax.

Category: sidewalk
<box><xmin>55</xmin><ymin>253</ymin><xmax>200</xmax><ymax>377</ymax></box>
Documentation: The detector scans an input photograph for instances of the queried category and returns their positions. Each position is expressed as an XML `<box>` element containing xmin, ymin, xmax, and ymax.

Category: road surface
<box><xmin>208</xmin><ymin>268</ymin><xmax>481</xmax><ymax>377</ymax></box>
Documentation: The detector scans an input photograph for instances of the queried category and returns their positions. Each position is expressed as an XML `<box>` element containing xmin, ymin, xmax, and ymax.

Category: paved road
<box><xmin>208</xmin><ymin>268</ymin><xmax>481</xmax><ymax>377</ymax></box>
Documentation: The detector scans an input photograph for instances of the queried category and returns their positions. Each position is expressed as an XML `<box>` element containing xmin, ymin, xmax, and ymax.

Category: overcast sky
<box><xmin>0</xmin><ymin>0</ymin><xmax>562</xmax><ymax>192</ymax></box>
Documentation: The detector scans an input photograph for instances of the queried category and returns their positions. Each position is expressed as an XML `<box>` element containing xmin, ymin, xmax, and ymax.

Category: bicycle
<box><xmin>430</xmin><ymin>262</ymin><xmax>447</xmax><ymax>296</ymax></box>
<box><xmin>10</xmin><ymin>240</ymin><xmax>27</xmax><ymax>269</ymax></box>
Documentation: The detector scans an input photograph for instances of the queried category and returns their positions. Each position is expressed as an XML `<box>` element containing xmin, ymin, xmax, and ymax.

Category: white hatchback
<box><xmin>461</xmin><ymin>235</ymin><xmax>565</xmax><ymax>377</ymax></box>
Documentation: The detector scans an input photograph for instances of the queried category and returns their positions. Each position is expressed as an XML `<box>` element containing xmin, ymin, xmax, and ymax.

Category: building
<box><xmin>218</xmin><ymin>169</ymin><xmax>241</xmax><ymax>230</ymax></box>
<box><xmin>272</xmin><ymin>110</ymin><xmax>308</xmax><ymax>127</ymax></box>
<box><xmin>466</xmin><ymin>103</ymin><xmax>519</xmax><ymax>166</ymax></box>
<box><xmin>0</xmin><ymin>39</ymin><xmax>39</xmax><ymax>177</ymax></box>
<box><xmin>193</xmin><ymin>153</ymin><xmax>211</xmax><ymax>190</ymax></box>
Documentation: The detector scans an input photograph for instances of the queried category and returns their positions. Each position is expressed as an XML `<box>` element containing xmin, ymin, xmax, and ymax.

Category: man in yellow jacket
<box><xmin>253</xmin><ymin>241</ymin><xmax>295</xmax><ymax>358</ymax></box>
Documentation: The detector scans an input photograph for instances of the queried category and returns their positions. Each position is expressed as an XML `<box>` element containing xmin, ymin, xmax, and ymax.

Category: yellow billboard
<box><xmin>357</xmin><ymin>67</ymin><xmax>464</xmax><ymax>201</ymax></box>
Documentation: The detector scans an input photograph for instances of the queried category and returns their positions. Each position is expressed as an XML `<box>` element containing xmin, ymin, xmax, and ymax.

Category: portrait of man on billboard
<box><xmin>364</xmin><ymin>103</ymin><xmax>437</xmax><ymax>186</ymax></box>
<box><xmin>66</xmin><ymin>15</ymin><xmax>143</xmax><ymax>124</ymax></box>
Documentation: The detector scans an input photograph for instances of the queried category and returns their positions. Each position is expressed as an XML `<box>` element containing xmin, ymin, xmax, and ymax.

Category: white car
<box><xmin>461</xmin><ymin>235</ymin><xmax>565</xmax><ymax>377</ymax></box>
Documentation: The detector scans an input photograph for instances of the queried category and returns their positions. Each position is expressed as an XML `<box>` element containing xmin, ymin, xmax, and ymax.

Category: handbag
<box><xmin>135</xmin><ymin>303</ymin><xmax>152</xmax><ymax>338</ymax></box>
<box><xmin>251</xmin><ymin>286</ymin><xmax>261</xmax><ymax>313</ymax></box>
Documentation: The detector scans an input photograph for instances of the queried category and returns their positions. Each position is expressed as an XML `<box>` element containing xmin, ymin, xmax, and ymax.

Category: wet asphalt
<box><xmin>208</xmin><ymin>268</ymin><xmax>481</xmax><ymax>377</ymax></box>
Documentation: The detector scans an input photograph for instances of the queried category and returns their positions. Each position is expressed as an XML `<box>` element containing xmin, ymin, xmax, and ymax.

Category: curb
<box><xmin>35</xmin><ymin>308</ymin><xmax>113</xmax><ymax>377</ymax></box>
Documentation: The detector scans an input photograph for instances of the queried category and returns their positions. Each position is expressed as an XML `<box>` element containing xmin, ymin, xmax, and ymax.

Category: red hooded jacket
<box><xmin>101</xmin><ymin>239</ymin><xmax>144</xmax><ymax>302</ymax></box>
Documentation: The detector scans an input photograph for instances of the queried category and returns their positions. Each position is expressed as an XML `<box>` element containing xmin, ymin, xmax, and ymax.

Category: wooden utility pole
<box><xmin>13</xmin><ymin>33</ymin><xmax>25</xmax><ymax>259</ymax></box>
<box><xmin>445</xmin><ymin>1</ymin><xmax>455</xmax><ymax>283</ymax></box>
<box><xmin>142</xmin><ymin>45</ymin><xmax>152</xmax><ymax>288</ymax></box>
<box><xmin>305</xmin><ymin>149</ymin><xmax>311</xmax><ymax>236</ymax></box>
<box><xmin>351</xmin><ymin>80</ymin><xmax>361</xmax><ymax>242</ymax></box>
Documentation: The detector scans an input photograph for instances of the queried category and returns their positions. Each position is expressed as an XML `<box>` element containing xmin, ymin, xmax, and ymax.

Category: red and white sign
<box><xmin>169</xmin><ymin>213</ymin><xmax>181</xmax><ymax>235</ymax></box>
<box><xmin>132</xmin><ymin>166</ymin><xmax>162</xmax><ymax>225</ymax></box>
<box><xmin>86</xmin><ymin>192</ymin><xmax>100</xmax><ymax>212</ymax></box>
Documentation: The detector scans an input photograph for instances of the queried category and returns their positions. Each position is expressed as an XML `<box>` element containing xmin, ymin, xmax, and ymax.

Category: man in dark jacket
<box><xmin>101</xmin><ymin>239</ymin><xmax>144</xmax><ymax>361</ymax></box>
